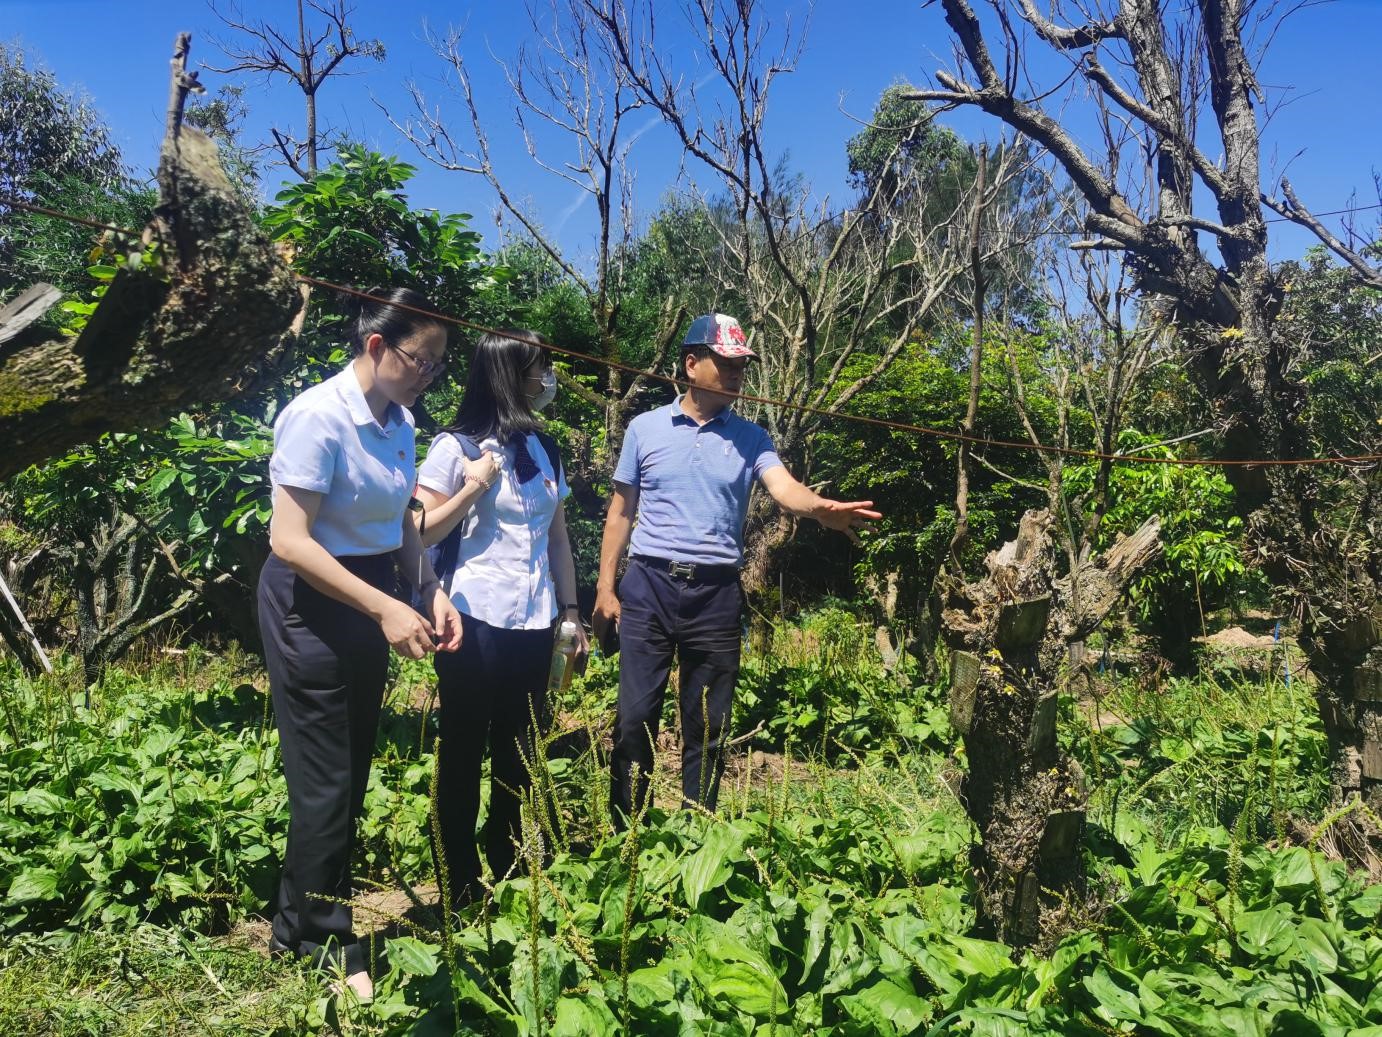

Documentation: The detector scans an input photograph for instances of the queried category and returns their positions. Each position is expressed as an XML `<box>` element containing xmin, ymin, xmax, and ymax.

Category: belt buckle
<box><xmin>668</xmin><ymin>560</ymin><xmax>696</xmax><ymax>580</ymax></box>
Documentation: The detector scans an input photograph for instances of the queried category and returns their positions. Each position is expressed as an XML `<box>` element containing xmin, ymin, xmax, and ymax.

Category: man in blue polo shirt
<box><xmin>594</xmin><ymin>313</ymin><xmax>880</xmax><ymax>825</ymax></box>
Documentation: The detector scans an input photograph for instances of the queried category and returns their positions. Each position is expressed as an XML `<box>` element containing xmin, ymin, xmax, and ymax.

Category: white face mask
<box><xmin>528</xmin><ymin>367</ymin><xmax>557</xmax><ymax>412</ymax></box>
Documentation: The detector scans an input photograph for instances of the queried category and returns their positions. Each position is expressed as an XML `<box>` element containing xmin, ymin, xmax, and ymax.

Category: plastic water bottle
<box><xmin>547</xmin><ymin>620</ymin><xmax>580</xmax><ymax>696</ymax></box>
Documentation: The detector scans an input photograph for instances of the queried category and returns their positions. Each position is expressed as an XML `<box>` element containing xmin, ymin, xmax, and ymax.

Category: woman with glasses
<box><xmin>413</xmin><ymin>329</ymin><xmax>588</xmax><ymax>909</ymax></box>
<box><xmin>257</xmin><ymin>287</ymin><xmax>462</xmax><ymax>1000</ymax></box>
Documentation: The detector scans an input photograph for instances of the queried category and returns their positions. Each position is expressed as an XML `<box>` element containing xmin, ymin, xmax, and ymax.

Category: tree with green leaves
<box><xmin>0</xmin><ymin>44</ymin><xmax>124</xmax><ymax>203</ymax></box>
<box><xmin>0</xmin><ymin>44</ymin><xmax>140</xmax><ymax>299</ymax></box>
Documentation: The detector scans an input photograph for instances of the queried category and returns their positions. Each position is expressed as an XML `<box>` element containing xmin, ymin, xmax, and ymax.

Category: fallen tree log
<box><xmin>0</xmin><ymin>33</ymin><xmax>306</xmax><ymax>481</ymax></box>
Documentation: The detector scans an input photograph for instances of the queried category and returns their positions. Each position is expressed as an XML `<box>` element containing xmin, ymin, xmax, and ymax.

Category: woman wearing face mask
<box><xmin>413</xmin><ymin>329</ymin><xmax>588</xmax><ymax>907</ymax></box>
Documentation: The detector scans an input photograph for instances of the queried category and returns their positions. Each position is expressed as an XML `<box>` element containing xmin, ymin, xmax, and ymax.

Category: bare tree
<box><xmin>938</xmin><ymin>200</ymin><xmax>1168</xmax><ymax>942</ymax></box>
<box><xmin>908</xmin><ymin>0</ymin><xmax>1382</xmax><ymax>861</ymax></box>
<box><xmin>206</xmin><ymin>0</ymin><xmax>384</xmax><ymax>179</ymax></box>
<box><xmin>582</xmin><ymin>0</ymin><xmax>1055</xmax><ymax>596</ymax></box>
<box><xmin>1017</xmin><ymin>246</ymin><xmax>1165</xmax><ymax>573</ymax></box>
<box><xmin>384</xmin><ymin>1</ymin><xmax>686</xmax><ymax>463</ymax></box>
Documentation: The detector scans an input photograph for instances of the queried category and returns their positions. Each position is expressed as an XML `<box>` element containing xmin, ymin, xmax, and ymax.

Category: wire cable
<box><xmin>6</xmin><ymin>195</ymin><xmax>1381</xmax><ymax>470</ymax></box>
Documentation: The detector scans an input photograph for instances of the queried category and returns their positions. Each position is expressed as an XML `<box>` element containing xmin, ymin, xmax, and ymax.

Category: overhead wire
<box><xmin>5</xmin><ymin>194</ymin><xmax>1381</xmax><ymax>471</ymax></box>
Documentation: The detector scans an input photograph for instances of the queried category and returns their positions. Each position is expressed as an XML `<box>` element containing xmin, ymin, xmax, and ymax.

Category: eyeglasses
<box><xmin>389</xmin><ymin>342</ymin><xmax>447</xmax><ymax>379</ymax></box>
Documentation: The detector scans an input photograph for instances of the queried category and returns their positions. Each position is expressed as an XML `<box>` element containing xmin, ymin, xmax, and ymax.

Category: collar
<box><xmin>337</xmin><ymin>362</ymin><xmax>402</xmax><ymax>434</ymax></box>
<box><xmin>671</xmin><ymin>395</ymin><xmax>731</xmax><ymax>427</ymax></box>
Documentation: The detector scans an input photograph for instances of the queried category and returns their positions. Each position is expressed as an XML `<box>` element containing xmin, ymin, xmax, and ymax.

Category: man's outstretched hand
<box><xmin>812</xmin><ymin>499</ymin><xmax>881</xmax><ymax>545</ymax></box>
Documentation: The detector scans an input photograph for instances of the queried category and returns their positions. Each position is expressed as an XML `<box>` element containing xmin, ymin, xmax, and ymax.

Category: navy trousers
<box><xmin>257</xmin><ymin>552</ymin><xmax>393</xmax><ymax>975</ymax></box>
<box><xmin>433</xmin><ymin>613</ymin><xmax>552</xmax><ymax>902</ymax></box>
<box><xmin>610</xmin><ymin>557</ymin><xmax>742</xmax><ymax>825</ymax></box>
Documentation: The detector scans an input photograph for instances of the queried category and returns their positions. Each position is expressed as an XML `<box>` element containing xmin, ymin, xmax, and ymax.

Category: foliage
<box><xmin>56</xmin><ymin>236</ymin><xmax>163</xmax><ymax>336</ymax></box>
<box><xmin>363</xmin><ymin>810</ymin><xmax>1382</xmax><ymax>1036</ymax></box>
<box><xmin>0</xmin><ymin>649</ymin><xmax>436</xmax><ymax>937</ymax></box>
<box><xmin>1</xmin><ymin>620</ymin><xmax>1379</xmax><ymax>1035</ymax></box>
<box><xmin>264</xmin><ymin>147</ymin><xmax>490</xmax><ymax>322</ymax></box>
<box><xmin>1276</xmin><ymin>247</ymin><xmax>1382</xmax><ymax>454</ymax></box>
<box><xmin>810</xmin><ymin>331</ymin><xmax>1056</xmax><ymax>623</ymax></box>
<box><xmin>734</xmin><ymin>606</ymin><xmax>951</xmax><ymax>756</ymax></box>
<box><xmin>2</xmin><ymin>174</ymin><xmax>155</xmax><ymax>306</ymax></box>
<box><xmin>0</xmin><ymin>43</ymin><xmax>149</xmax><ymax>307</ymax></box>
<box><xmin>0</xmin><ymin>658</ymin><xmax>286</xmax><ymax>934</ymax></box>
<box><xmin>1078</xmin><ymin>668</ymin><xmax>1330</xmax><ymax>844</ymax></box>
<box><xmin>3</xmin><ymin>410</ymin><xmax>276</xmax><ymax>665</ymax></box>
<box><xmin>370</xmin><ymin>651</ymin><xmax>1382</xmax><ymax>1035</ymax></box>
<box><xmin>0</xmin><ymin>43</ymin><xmax>125</xmax><ymax>204</ymax></box>
<box><xmin>377</xmin><ymin>661</ymin><xmax>1380</xmax><ymax>1034</ymax></box>
<box><xmin>1066</xmin><ymin>430</ymin><xmax>1262</xmax><ymax>660</ymax></box>
<box><xmin>846</xmin><ymin>84</ymin><xmax>969</xmax><ymax>197</ymax></box>
<box><xmin>1</xmin><ymin>145</ymin><xmax>503</xmax><ymax>665</ymax></box>
<box><xmin>150</xmin><ymin>144</ymin><xmax>500</xmax><ymax>543</ymax></box>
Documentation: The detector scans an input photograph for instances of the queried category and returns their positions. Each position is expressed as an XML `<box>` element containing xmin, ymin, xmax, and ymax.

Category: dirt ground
<box><xmin>1196</xmin><ymin>625</ymin><xmax>1279</xmax><ymax>651</ymax></box>
<box><xmin>230</xmin><ymin>881</ymin><xmax>442</xmax><ymax>956</ymax></box>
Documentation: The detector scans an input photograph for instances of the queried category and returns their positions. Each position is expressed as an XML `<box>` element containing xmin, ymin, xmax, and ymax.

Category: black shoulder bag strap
<box><xmin>533</xmin><ymin>430</ymin><xmax>563</xmax><ymax>486</ymax></box>
<box><xmin>430</xmin><ymin>433</ymin><xmax>483</xmax><ymax>586</ymax></box>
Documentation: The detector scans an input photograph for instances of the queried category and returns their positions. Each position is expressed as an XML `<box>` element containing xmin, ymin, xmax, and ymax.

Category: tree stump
<box><xmin>942</xmin><ymin>509</ymin><xmax>1161</xmax><ymax>945</ymax></box>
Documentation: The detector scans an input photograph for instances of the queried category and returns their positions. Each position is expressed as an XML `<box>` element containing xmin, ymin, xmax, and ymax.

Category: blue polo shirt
<box><xmin>613</xmin><ymin>398</ymin><xmax>783</xmax><ymax>566</ymax></box>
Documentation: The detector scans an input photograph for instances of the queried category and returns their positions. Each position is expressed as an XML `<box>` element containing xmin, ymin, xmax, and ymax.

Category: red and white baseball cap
<box><xmin>682</xmin><ymin>313</ymin><xmax>757</xmax><ymax>358</ymax></box>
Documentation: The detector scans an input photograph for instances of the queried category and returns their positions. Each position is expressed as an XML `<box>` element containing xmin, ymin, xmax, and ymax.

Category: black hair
<box><xmin>682</xmin><ymin>345</ymin><xmax>711</xmax><ymax>373</ymax></box>
<box><xmin>446</xmin><ymin>328</ymin><xmax>552</xmax><ymax>443</ymax></box>
<box><xmin>343</xmin><ymin>286</ymin><xmax>447</xmax><ymax>356</ymax></box>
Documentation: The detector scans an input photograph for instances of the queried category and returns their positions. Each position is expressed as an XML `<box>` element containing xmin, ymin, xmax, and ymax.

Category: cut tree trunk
<box><xmin>942</xmin><ymin>509</ymin><xmax>1161</xmax><ymax>945</ymax></box>
<box><xmin>1297</xmin><ymin>539</ymin><xmax>1382</xmax><ymax>818</ymax></box>
<box><xmin>0</xmin><ymin>37</ymin><xmax>306</xmax><ymax>481</ymax></box>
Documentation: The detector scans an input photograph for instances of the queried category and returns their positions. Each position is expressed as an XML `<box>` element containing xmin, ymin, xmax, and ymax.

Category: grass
<box><xmin>0</xmin><ymin>926</ymin><xmax>323</xmax><ymax>1036</ymax></box>
<box><xmin>1074</xmin><ymin>661</ymin><xmax>1330</xmax><ymax>847</ymax></box>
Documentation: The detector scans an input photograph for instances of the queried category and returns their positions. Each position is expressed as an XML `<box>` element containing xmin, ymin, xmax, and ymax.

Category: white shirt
<box><xmin>268</xmin><ymin>364</ymin><xmax>415</xmax><ymax>557</ymax></box>
<box><xmin>417</xmin><ymin>431</ymin><xmax>570</xmax><ymax>630</ymax></box>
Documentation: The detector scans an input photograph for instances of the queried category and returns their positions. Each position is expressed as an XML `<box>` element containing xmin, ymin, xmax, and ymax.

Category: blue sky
<box><xmin>5</xmin><ymin>0</ymin><xmax>1380</xmax><ymax>265</ymax></box>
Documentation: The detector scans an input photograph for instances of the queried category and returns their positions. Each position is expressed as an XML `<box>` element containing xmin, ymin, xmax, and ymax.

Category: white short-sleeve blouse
<box><xmin>417</xmin><ymin>430</ymin><xmax>570</xmax><ymax>630</ymax></box>
<box><xmin>268</xmin><ymin>364</ymin><xmax>416</xmax><ymax>557</ymax></box>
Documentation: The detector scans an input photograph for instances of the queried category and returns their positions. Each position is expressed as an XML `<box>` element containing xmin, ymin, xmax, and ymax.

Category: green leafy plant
<box><xmin>0</xmin><ymin>652</ymin><xmax>437</xmax><ymax>936</ymax></box>
<box><xmin>57</xmin><ymin>238</ymin><xmax>163</xmax><ymax>336</ymax></box>
<box><xmin>1066</xmin><ymin>429</ymin><xmax>1263</xmax><ymax>666</ymax></box>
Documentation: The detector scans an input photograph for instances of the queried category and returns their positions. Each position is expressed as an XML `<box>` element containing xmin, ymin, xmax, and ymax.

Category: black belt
<box><xmin>632</xmin><ymin>555</ymin><xmax>740</xmax><ymax>583</ymax></box>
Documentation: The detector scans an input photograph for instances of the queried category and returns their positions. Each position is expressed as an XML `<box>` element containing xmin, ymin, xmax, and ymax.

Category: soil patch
<box><xmin>1197</xmin><ymin>625</ymin><xmax>1278</xmax><ymax>651</ymax></box>
<box><xmin>230</xmin><ymin>882</ymin><xmax>443</xmax><ymax>957</ymax></box>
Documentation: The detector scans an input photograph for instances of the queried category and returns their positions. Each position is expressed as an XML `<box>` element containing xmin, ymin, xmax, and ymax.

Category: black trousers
<box><xmin>433</xmin><ymin>613</ymin><xmax>552</xmax><ymax>901</ymax></box>
<box><xmin>610</xmin><ymin>558</ymin><xmax>742</xmax><ymax>825</ymax></box>
<box><xmin>257</xmin><ymin>552</ymin><xmax>392</xmax><ymax>974</ymax></box>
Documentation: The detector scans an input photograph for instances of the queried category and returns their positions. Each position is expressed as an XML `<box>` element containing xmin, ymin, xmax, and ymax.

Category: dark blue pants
<box><xmin>610</xmin><ymin>558</ymin><xmax>742</xmax><ymax>824</ymax></box>
<box><xmin>433</xmin><ymin>614</ymin><xmax>551</xmax><ymax>901</ymax></box>
<box><xmin>257</xmin><ymin>552</ymin><xmax>392</xmax><ymax>975</ymax></box>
